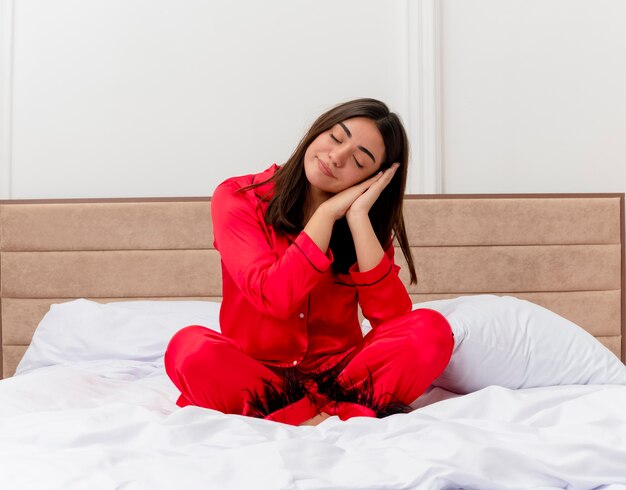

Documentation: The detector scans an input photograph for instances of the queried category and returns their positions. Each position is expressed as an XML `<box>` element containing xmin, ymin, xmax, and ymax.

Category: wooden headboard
<box><xmin>1</xmin><ymin>193</ymin><xmax>624</xmax><ymax>378</ymax></box>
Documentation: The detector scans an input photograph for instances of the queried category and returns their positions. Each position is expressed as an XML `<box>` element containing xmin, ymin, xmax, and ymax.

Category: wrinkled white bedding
<box><xmin>1</xmin><ymin>361</ymin><xmax>625</xmax><ymax>489</ymax></box>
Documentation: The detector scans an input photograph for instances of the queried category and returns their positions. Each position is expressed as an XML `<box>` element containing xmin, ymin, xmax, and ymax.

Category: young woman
<box><xmin>165</xmin><ymin>98</ymin><xmax>454</xmax><ymax>426</ymax></box>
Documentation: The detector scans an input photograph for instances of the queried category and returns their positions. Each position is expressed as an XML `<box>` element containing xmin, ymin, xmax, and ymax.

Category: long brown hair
<box><xmin>245</xmin><ymin>98</ymin><xmax>416</xmax><ymax>284</ymax></box>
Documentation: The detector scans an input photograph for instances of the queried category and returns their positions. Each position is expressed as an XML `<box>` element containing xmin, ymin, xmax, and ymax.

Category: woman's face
<box><xmin>304</xmin><ymin>117</ymin><xmax>386</xmax><ymax>196</ymax></box>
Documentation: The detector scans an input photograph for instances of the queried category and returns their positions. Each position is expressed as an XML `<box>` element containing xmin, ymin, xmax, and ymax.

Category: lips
<box><xmin>317</xmin><ymin>158</ymin><xmax>335</xmax><ymax>178</ymax></box>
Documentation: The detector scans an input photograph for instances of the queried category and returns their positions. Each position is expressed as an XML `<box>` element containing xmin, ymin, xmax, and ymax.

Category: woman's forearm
<box><xmin>346</xmin><ymin>211</ymin><xmax>384</xmax><ymax>272</ymax></box>
<box><xmin>302</xmin><ymin>205</ymin><xmax>336</xmax><ymax>254</ymax></box>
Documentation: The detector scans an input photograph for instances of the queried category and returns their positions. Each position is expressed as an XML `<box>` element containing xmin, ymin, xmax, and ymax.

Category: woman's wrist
<box><xmin>345</xmin><ymin>208</ymin><xmax>370</xmax><ymax>225</ymax></box>
<box><xmin>318</xmin><ymin>200</ymin><xmax>344</xmax><ymax>222</ymax></box>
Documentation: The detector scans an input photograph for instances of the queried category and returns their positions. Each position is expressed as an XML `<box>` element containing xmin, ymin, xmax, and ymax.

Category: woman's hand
<box><xmin>304</xmin><ymin>163</ymin><xmax>399</xmax><ymax>256</ymax></box>
<box><xmin>320</xmin><ymin>163</ymin><xmax>399</xmax><ymax>221</ymax></box>
<box><xmin>346</xmin><ymin>163</ymin><xmax>400</xmax><ymax>220</ymax></box>
<box><xmin>319</xmin><ymin>171</ymin><xmax>386</xmax><ymax>221</ymax></box>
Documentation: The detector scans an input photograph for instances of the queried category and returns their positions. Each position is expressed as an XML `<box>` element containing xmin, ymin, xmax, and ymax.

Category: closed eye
<box><xmin>330</xmin><ymin>133</ymin><xmax>364</xmax><ymax>169</ymax></box>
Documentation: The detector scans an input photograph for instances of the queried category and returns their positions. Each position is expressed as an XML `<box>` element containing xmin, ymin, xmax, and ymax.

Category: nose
<box><xmin>328</xmin><ymin>146</ymin><xmax>350</xmax><ymax>167</ymax></box>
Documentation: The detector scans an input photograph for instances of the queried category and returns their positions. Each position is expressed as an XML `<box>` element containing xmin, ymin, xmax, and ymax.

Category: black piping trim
<box><xmin>292</xmin><ymin>238</ymin><xmax>324</xmax><ymax>274</ymax></box>
<box><xmin>352</xmin><ymin>262</ymin><xmax>393</xmax><ymax>287</ymax></box>
<box><xmin>335</xmin><ymin>281</ymin><xmax>356</xmax><ymax>288</ymax></box>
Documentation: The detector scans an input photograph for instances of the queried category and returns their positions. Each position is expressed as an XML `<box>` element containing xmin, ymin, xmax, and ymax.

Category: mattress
<box><xmin>0</xmin><ymin>194</ymin><xmax>625</xmax><ymax>489</ymax></box>
<box><xmin>1</xmin><ymin>359</ymin><xmax>625</xmax><ymax>489</ymax></box>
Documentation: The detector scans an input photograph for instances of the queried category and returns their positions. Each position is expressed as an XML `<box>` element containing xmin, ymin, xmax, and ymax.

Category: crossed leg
<box><xmin>164</xmin><ymin>308</ymin><xmax>454</xmax><ymax>425</ymax></box>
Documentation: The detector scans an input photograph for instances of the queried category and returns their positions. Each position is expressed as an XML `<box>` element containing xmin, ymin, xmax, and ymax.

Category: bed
<box><xmin>1</xmin><ymin>193</ymin><xmax>625</xmax><ymax>489</ymax></box>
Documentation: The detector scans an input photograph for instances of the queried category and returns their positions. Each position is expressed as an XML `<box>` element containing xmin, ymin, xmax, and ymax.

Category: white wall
<box><xmin>0</xmin><ymin>0</ymin><xmax>428</xmax><ymax>199</ymax></box>
<box><xmin>441</xmin><ymin>0</ymin><xmax>626</xmax><ymax>193</ymax></box>
<box><xmin>1</xmin><ymin>1</ymin><xmax>625</xmax><ymax>199</ymax></box>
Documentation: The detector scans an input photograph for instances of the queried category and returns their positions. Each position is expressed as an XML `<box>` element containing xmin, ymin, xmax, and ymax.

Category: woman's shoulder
<box><xmin>213</xmin><ymin>164</ymin><xmax>279</xmax><ymax>198</ymax></box>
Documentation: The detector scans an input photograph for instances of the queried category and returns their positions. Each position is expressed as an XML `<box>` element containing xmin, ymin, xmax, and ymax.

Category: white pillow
<box><xmin>363</xmin><ymin>294</ymin><xmax>626</xmax><ymax>393</ymax></box>
<box><xmin>16</xmin><ymin>299</ymin><xmax>221</xmax><ymax>375</ymax></box>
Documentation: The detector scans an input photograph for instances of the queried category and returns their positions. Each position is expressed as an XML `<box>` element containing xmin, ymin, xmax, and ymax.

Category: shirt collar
<box><xmin>252</xmin><ymin>164</ymin><xmax>280</xmax><ymax>201</ymax></box>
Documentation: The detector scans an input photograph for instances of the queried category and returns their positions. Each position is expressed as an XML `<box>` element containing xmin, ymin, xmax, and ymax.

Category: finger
<box><xmin>370</xmin><ymin>164</ymin><xmax>400</xmax><ymax>188</ymax></box>
<box><xmin>367</xmin><ymin>171</ymin><xmax>384</xmax><ymax>183</ymax></box>
<box><xmin>356</xmin><ymin>175</ymin><xmax>395</xmax><ymax>203</ymax></box>
<box><xmin>354</xmin><ymin>171</ymin><xmax>384</xmax><ymax>192</ymax></box>
<box><xmin>386</xmin><ymin>163</ymin><xmax>400</xmax><ymax>175</ymax></box>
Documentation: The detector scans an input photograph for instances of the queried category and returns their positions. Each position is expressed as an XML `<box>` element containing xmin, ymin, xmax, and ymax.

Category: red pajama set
<box><xmin>165</xmin><ymin>165</ymin><xmax>454</xmax><ymax>425</ymax></box>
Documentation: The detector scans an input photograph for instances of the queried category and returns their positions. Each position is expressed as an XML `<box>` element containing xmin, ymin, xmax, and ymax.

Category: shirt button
<box><xmin>298</xmin><ymin>312</ymin><xmax>304</xmax><ymax>319</ymax></box>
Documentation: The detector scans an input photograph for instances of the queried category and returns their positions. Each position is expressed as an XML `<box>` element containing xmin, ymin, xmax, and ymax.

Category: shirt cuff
<box><xmin>349</xmin><ymin>253</ymin><xmax>393</xmax><ymax>286</ymax></box>
<box><xmin>293</xmin><ymin>231</ymin><xmax>333</xmax><ymax>273</ymax></box>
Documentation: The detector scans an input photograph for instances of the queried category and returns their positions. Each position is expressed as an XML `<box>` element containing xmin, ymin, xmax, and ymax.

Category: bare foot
<box><xmin>299</xmin><ymin>412</ymin><xmax>331</xmax><ymax>426</ymax></box>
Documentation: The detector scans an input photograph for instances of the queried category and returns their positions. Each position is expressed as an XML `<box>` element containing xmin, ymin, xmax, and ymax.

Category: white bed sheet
<box><xmin>1</xmin><ymin>361</ymin><xmax>626</xmax><ymax>490</ymax></box>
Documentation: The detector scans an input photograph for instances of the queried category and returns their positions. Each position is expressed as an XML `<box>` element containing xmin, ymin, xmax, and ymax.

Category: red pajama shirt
<box><xmin>213</xmin><ymin>164</ymin><xmax>413</xmax><ymax>370</ymax></box>
<box><xmin>165</xmin><ymin>164</ymin><xmax>454</xmax><ymax>423</ymax></box>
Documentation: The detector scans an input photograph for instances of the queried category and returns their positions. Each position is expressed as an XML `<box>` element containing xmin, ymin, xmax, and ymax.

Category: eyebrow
<box><xmin>338</xmin><ymin>122</ymin><xmax>377</xmax><ymax>164</ymax></box>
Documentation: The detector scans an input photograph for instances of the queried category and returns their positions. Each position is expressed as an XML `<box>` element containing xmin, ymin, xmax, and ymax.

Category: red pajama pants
<box><xmin>164</xmin><ymin>308</ymin><xmax>454</xmax><ymax>425</ymax></box>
